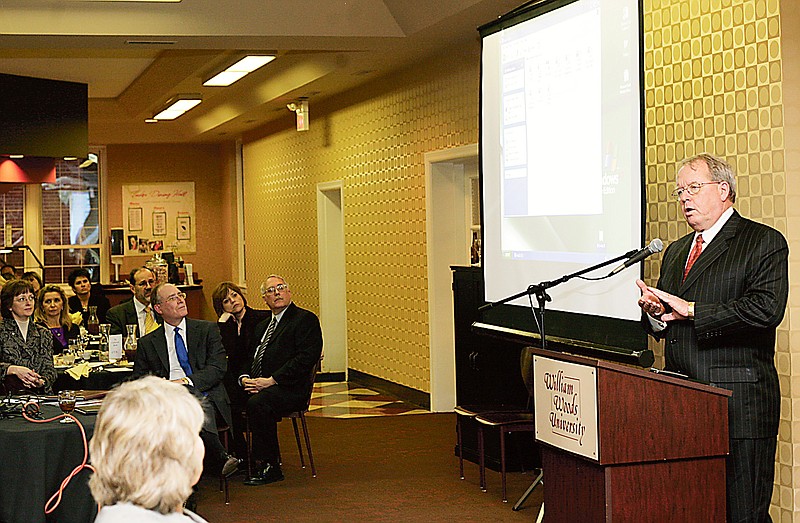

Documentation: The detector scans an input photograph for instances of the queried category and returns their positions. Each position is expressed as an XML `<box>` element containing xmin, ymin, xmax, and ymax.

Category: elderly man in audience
<box><xmin>238</xmin><ymin>275</ymin><xmax>323</xmax><ymax>486</ymax></box>
<box><xmin>90</xmin><ymin>376</ymin><xmax>208</xmax><ymax>522</ymax></box>
<box><xmin>107</xmin><ymin>266</ymin><xmax>161</xmax><ymax>338</ymax></box>
<box><xmin>133</xmin><ymin>282</ymin><xmax>240</xmax><ymax>482</ymax></box>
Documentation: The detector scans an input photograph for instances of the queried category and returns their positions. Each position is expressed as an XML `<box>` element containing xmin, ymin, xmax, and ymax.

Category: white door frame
<box><xmin>316</xmin><ymin>180</ymin><xmax>347</xmax><ymax>375</ymax></box>
<box><xmin>425</xmin><ymin>143</ymin><xmax>478</xmax><ymax>412</ymax></box>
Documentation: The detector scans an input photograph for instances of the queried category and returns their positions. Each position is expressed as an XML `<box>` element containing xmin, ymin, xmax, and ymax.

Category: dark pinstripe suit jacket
<box><xmin>650</xmin><ymin>210</ymin><xmax>788</xmax><ymax>439</ymax></box>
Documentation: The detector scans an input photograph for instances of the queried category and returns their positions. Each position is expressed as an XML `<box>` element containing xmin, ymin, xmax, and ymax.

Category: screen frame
<box><xmin>477</xmin><ymin>0</ymin><xmax>648</xmax><ymax>352</ymax></box>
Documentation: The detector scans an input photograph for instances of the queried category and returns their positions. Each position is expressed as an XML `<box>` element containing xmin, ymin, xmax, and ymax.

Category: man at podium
<box><xmin>636</xmin><ymin>153</ymin><xmax>788</xmax><ymax>523</ymax></box>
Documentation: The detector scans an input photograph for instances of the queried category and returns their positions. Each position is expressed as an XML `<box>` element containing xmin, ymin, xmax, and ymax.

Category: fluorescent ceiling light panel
<box><xmin>152</xmin><ymin>97</ymin><xmax>201</xmax><ymax>120</ymax></box>
<box><xmin>203</xmin><ymin>55</ymin><xmax>275</xmax><ymax>86</ymax></box>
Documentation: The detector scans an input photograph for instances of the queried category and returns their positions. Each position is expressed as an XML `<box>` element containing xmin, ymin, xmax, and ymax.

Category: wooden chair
<box><xmin>472</xmin><ymin>347</ymin><xmax>541</xmax><ymax>504</ymax></box>
<box><xmin>217</xmin><ymin>422</ymin><xmax>232</xmax><ymax>504</ymax></box>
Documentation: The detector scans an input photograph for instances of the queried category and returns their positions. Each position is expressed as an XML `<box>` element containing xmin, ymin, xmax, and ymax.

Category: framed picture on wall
<box><xmin>152</xmin><ymin>211</ymin><xmax>167</xmax><ymax>236</ymax></box>
<box><xmin>128</xmin><ymin>207</ymin><xmax>143</xmax><ymax>232</ymax></box>
<box><xmin>177</xmin><ymin>216</ymin><xmax>191</xmax><ymax>240</ymax></box>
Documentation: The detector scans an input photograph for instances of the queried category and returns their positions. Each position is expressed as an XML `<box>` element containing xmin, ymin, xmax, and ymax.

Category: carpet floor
<box><xmin>195</xmin><ymin>413</ymin><xmax>543</xmax><ymax>522</ymax></box>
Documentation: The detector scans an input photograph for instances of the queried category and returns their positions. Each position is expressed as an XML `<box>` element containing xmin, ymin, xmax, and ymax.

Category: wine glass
<box><xmin>69</xmin><ymin>340</ymin><xmax>81</xmax><ymax>363</ymax></box>
<box><xmin>58</xmin><ymin>390</ymin><xmax>76</xmax><ymax>423</ymax></box>
<box><xmin>79</xmin><ymin>335</ymin><xmax>91</xmax><ymax>361</ymax></box>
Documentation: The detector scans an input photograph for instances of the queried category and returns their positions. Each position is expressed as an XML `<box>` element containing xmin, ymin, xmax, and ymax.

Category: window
<box><xmin>0</xmin><ymin>186</ymin><xmax>26</xmax><ymax>277</ymax></box>
<box><xmin>41</xmin><ymin>158</ymin><xmax>102</xmax><ymax>283</ymax></box>
<box><xmin>0</xmin><ymin>153</ymin><xmax>104</xmax><ymax>285</ymax></box>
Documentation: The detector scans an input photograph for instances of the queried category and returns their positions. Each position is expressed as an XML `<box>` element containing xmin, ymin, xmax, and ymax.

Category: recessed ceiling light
<box><xmin>203</xmin><ymin>55</ymin><xmax>276</xmax><ymax>87</ymax></box>
<box><xmin>151</xmin><ymin>94</ymin><xmax>202</xmax><ymax>121</ymax></box>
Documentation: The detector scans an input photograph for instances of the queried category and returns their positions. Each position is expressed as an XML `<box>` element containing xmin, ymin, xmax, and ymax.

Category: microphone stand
<box><xmin>477</xmin><ymin>248</ymin><xmax>637</xmax><ymax>511</ymax></box>
<box><xmin>478</xmin><ymin>248</ymin><xmax>635</xmax><ymax>349</ymax></box>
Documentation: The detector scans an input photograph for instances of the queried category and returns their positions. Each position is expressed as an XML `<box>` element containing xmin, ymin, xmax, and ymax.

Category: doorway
<box><xmin>317</xmin><ymin>181</ymin><xmax>347</xmax><ymax>376</ymax></box>
<box><xmin>425</xmin><ymin>144</ymin><xmax>479</xmax><ymax>412</ymax></box>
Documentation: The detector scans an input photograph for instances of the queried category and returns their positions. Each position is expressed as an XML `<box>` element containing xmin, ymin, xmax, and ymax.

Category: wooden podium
<box><xmin>532</xmin><ymin>348</ymin><xmax>731</xmax><ymax>522</ymax></box>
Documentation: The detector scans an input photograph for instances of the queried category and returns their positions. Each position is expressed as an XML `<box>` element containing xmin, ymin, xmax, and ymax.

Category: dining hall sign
<box><xmin>533</xmin><ymin>354</ymin><xmax>599</xmax><ymax>460</ymax></box>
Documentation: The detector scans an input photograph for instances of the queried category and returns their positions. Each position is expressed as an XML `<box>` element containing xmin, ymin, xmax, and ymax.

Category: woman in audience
<box><xmin>90</xmin><ymin>376</ymin><xmax>207</xmax><ymax>522</ymax></box>
<box><xmin>0</xmin><ymin>279</ymin><xmax>56</xmax><ymax>394</ymax></box>
<box><xmin>21</xmin><ymin>271</ymin><xmax>43</xmax><ymax>295</ymax></box>
<box><xmin>212</xmin><ymin>281</ymin><xmax>269</xmax><ymax>457</ymax></box>
<box><xmin>67</xmin><ymin>267</ymin><xmax>111</xmax><ymax>325</ymax></box>
<box><xmin>35</xmin><ymin>284</ymin><xmax>80</xmax><ymax>354</ymax></box>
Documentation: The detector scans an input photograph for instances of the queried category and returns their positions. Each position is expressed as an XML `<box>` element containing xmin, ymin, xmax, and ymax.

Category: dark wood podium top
<box><xmin>532</xmin><ymin>348</ymin><xmax>730</xmax><ymax>466</ymax></box>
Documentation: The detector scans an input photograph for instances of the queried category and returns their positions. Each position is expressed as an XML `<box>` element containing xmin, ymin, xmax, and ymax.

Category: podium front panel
<box><xmin>534</xmin><ymin>355</ymin><xmax>599</xmax><ymax>461</ymax></box>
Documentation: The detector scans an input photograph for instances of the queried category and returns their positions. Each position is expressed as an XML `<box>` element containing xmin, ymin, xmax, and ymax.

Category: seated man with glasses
<box><xmin>236</xmin><ymin>274</ymin><xmax>323</xmax><ymax>486</ymax></box>
<box><xmin>0</xmin><ymin>280</ymin><xmax>57</xmax><ymax>394</ymax></box>
<box><xmin>107</xmin><ymin>267</ymin><xmax>162</xmax><ymax>338</ymax></box>
<box><xmin>133</xmin><ymin>282</ymin><xmax>241</xmax><ymax>486</ymax></box>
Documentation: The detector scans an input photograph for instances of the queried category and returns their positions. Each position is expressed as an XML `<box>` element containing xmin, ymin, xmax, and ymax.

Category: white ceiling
<box><xmin>0</xmin><ymin>0</ymin><xmax>523</xmax><ymax>145</ymax></box>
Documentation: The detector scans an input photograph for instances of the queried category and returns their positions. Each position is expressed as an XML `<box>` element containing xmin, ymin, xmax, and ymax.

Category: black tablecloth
<box><xmin>0</xmin><ymin>403</ymin><xmax>98</xmax><ymax>523</ymax></box>
<box><xmin>53</xmin><ymin>367</ymin><xmax>133</xmax><ymax>393</ymax></box>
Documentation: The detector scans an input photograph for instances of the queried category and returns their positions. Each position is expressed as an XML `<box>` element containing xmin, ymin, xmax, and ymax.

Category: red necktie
<box><xmin>683</xmin><ymin>234</ymin><xmax>703</xmax><ymax>282</ymax></box>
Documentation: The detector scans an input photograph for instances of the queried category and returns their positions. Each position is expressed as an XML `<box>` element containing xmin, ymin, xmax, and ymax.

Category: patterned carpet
<box><xmin>307</xmin><ymin>382</ymin><xmax>429</xmax><ymax>418</ymax></box>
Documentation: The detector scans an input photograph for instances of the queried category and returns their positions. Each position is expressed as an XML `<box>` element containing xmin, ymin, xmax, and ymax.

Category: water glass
<box><xmin>58</xmin><ymin>390</ymin><xmax>76</xmax><ymax>423</ymax></box>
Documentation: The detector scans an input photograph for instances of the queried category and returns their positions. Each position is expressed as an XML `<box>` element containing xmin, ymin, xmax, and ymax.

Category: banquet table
<box><xmin>0</xmin><ymin>401</ymin><xmax>98</xmax><ymax>523</ymax></box>
<box><xmin>53</xmin><ymin>363</ymin><xmax>133</xmax><ymax>393</ymax></box>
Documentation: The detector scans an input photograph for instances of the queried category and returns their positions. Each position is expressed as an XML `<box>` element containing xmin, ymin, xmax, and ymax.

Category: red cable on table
<box><xmin>22</xmin><ymin>400</ymin><xmax>96</xmax><ymax>515</ymax></box>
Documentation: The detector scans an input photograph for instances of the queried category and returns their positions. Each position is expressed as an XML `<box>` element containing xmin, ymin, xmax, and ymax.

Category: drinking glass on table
<box><xmin>62</xmin><ymin>347</ymin><xmax>76</xmax><ymax>366</ymax></box>
<box><xmin>78</xmin><ymin>335</ymin><xmax>91</xmax><ymax>361</ymax></box>
<box><xmin>59</xmin><ymin>390</ymin><xmax>77</xmax><ymax>423</ymax></box>
<box><xmin>69</xmin><ymin>340</ymin><xmax>82</xmax><ymax>362</ymax></box>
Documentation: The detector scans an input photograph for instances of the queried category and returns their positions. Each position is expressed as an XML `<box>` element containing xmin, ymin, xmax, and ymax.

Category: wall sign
<box><xmin>123</xmin><ymin>182</ymin><xmax>196</xmax><ymax>255</ymax></box>
<box><xmin>533</xmin><ymin>354</ymin><xmax>599</xmax><ymax>461</ymax></box>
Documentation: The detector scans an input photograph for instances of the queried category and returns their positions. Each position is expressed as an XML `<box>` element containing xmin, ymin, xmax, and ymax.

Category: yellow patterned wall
<box><xmin>241</xmin><ymin>1</ymin><xmax>799</xmax><ymax>514</ymax></box>
<box><xmin>242</xmin><ymin>56</ymin><xmax>480</xmax><ymax>392</ymax></box>
<box><xmin>642</xmin><ymin>0</ymin><xmax>793</xmax><ymax>518</ymax></box>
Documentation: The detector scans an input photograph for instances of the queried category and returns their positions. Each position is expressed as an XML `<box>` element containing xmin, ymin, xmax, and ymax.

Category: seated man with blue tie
<box><xmin>107</xmin><ymin>267</ymin><xmax>161</xmax><ymax>338</ymax></box>
<box><xmin>133</xmin><ymin>282</ymin><xmax>240</xmax><ymax>480</ymax></box>
<box><xmin>237</xmin><ymin>275</ymin><xmax>323</xmax><ymax>486</ymax></box>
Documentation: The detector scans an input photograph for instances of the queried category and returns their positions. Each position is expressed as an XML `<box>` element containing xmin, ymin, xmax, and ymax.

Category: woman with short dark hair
<box><xmin>0</xmin><ymin>279</ymin><xmax>56</xmax><ymax>393</ymax></box>
<box><xmin>67</xmin><ymin>267</ymin><xmax>111</xmax><ymax>325</ymax></box>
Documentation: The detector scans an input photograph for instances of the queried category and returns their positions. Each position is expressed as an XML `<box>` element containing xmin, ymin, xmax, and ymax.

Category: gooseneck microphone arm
<box><xmin>478</xmin><ymin>248</ymin><xmax>637</xmax><ymax>313</ymax></box>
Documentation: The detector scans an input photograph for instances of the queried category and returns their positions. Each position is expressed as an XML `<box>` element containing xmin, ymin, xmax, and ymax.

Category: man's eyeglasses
<box><xmin>671</xmin><ymin>181</ymin><xmax>722</xmax><ymax>200</ymax></box>
<box><xmin>135</xmin><ymin>279</ymin><xmax>156</xmax><ymax>288</ymax></box>
<box><xmin>164</xmin><ymin>292</ymin><xmax>187</xmax><ymax>303</ymax></box>
<box><xmin>262</xmin><ymin>284</ymin><xmax>288</xmax><ymax>296</ymax></box>
<box><xmin>14</xmin><ymin>294</ymin><xmax>35</xmax><ymax>304</ymax></box>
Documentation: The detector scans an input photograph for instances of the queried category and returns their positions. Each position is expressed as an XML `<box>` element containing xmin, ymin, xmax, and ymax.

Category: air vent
<box><xmin>126</xmin><ymin>40</ymin><xmax>177</xmax><ymax>45</ymax></box>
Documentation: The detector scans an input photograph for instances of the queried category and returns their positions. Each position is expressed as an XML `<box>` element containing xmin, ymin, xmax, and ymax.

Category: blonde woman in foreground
<box><xmin>89</xmin><ymin>376</ymin><xmax>208</xmax><ymax>522</ymax></box>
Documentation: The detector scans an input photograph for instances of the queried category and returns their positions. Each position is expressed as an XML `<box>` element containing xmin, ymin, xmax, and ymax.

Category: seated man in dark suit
<box><xmin>133</xmin><ymin>282</ymin><xmax>240</xmax><ymax>479</ymax></box>
<box><xmin>237</xmin><ymin>275</ymin><xmax>323</xmax><ymax>486</ymax></box>
<box><xmin>106</xmin><ymin>267</ymin><xmax>161</xmax><ymax>338</ymax></box>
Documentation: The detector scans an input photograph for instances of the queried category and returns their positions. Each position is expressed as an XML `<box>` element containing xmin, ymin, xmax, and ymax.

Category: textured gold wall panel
<box><xmin>241</xmin><ymin>2</ymin><xmax>797</xmax><ymax>514</ymax></box>
<box><xmin>243</xmin><ymin>58</ymin><xmax>480</xmax><ymax>393</ymax></box>
<box><xmin>644</xmin><ymin>0</ymin><xmax>791</xmax><ymax>518</ymax></box>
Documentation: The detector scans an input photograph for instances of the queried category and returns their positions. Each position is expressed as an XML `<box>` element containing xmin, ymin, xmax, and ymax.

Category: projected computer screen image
<box><xmin>480</xmin><ymin>0</ymin><xmax>645</xmax><ymax>338</ymax></box>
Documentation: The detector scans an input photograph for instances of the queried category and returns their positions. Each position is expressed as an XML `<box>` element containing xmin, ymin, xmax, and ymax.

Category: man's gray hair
<box><xmin>260</xmin><ymin>274</ymin><xmax>288</xmax><ymax>295</ymax></box>
<box><xmin>678</xmin><ymin>153</ymin><xmax>737</xmax><ymax>203</ymax></box>
<box><xmin>149</xmin><ymin>282</ymin><xmax>170</xmax><ymax>306</ymax></box>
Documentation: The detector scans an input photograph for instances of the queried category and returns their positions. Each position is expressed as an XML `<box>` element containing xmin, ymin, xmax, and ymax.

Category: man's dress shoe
<box><xmin>244</xmin><ymin>464</ymin><xmax>285</xmax><ymax>486</ymax></box>
<box><xmin>221</xmin><ymin>454</ymin><xmax>243</xmax><ymax>477</ymax></box>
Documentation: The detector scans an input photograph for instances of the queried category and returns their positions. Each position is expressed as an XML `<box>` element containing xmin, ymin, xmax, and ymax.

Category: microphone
<box><xmin>609</xmin><ymin>238</ymin><xmax>664</xmax><ymax>275</ymax></box>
